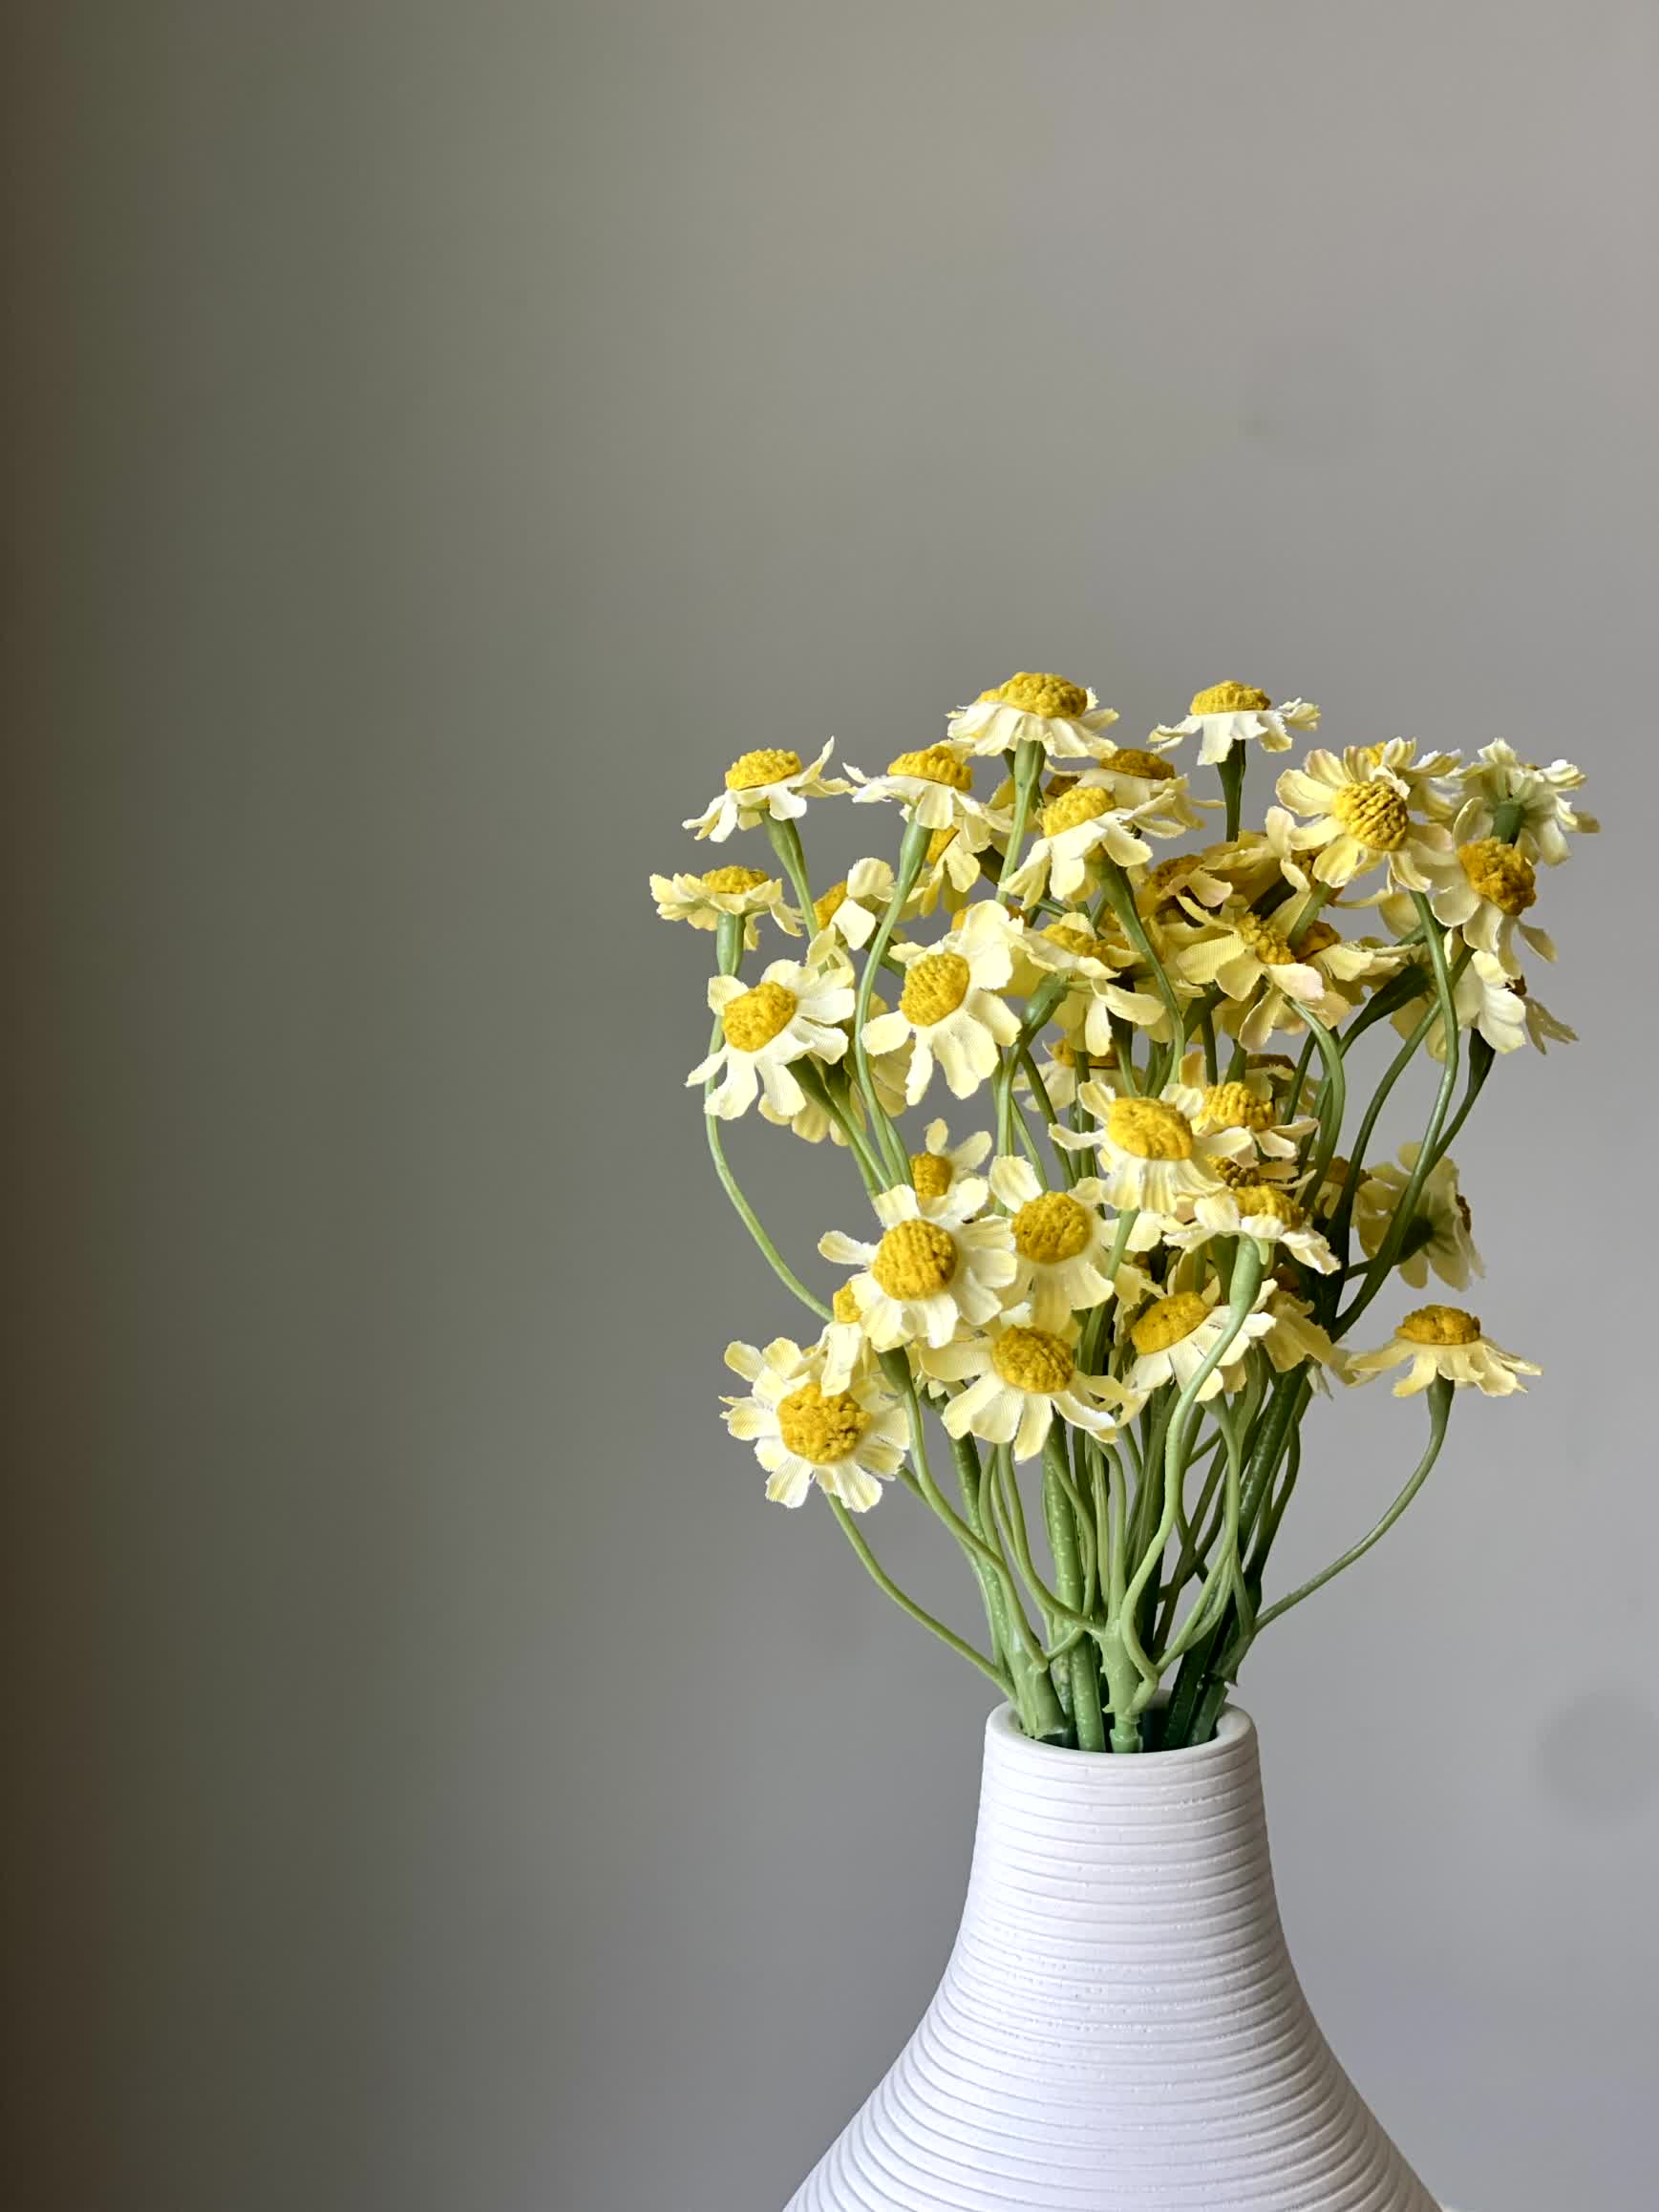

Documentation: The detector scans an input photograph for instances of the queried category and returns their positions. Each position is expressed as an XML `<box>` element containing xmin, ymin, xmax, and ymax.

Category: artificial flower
<box><xmin>989</xmin><ymin>1154</ymin><xmax>1121</xmax><ymax>1328</ymax></box>
<box><xmin>846</xmin><ymin>742</ymin><xmax>999</xmax><ymax>837</ymax></box>
<box><xmin>722</xmin><ymin>1337</ymin><xmax>908</xmax><ymax>1510</ymax></box>
<box><xmin>810</xmin><ymin>858</ymin><xmax>897</xmax><ymax>950</ymax></box>
<box><xmin>1268</xmin><ymin>741</ymin><xmax>1457</xmax><ymax>893</ymax></box>
<box><xmin>1121</xmin><ymin>1280</ymin><xmax>1276</xmax><ymax>1401</ymax></box>
<box><xmin>691</xmin><ymin>955</ymin><xmax>855</xmax><ymax>1119</ymax></box>
<box><xmin>946</xmin><ymin>671</ymin><xmax>1119</xmax><ymax>760</ymax></box>
<box><xmin>819</xmin><ymin>1182</ymin><xmax>1016</xmax><ymax>1351</ymax></box>
<box><xmin>1356</xmin><ymin>1145</ymin><xmax>1483</xmax><ymax>1289</ymax></box>
<box><xmin>649</xmin><ymin>864</ymin><xmax>801</xmax><ymax>946</ymax></box>
<box><xmin>861</xmin><ymin>901</ymin><xmax>1022</xmax><ymax>1103</ymax></box>
<box><xmin>931</xmin><ymin>1310</ymin><xmax>1141</xmax><ymax>1460</ymax></box>
<box><xmin>1052</xmin><ymin>1078</ymin><xmax>1252</xmax><ymax>1220</ymax></box>
<box><xmin>1437</xmin><ymin>740</ymin><xmax>1598</xmax><ymax>864</ymax></box>
<box><xmin>1150</xmin><ymin>682</ymin><xmax>1322</xmax><ymax>766</ymax></box>
<box><xmin>1003</xmin><ymin>782</ymin><xmax>1189</xmax><ymax>905</ymax></box>
<box><xmin>1346</xmin><ymin>1306</ymin><xmax>1539</xmax><ymax>1398</ymax></box>
<box><xmin>684</xmin><ymin>739</ymin><xmax>848</xmax><ymax>842</ymax></box>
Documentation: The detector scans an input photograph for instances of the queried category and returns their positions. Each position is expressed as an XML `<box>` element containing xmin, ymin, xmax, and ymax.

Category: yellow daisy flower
<box><xmin>690</xmin><ymin>955</ymin><xmax>855</xmax><ymax>1120</ymax></box>
<box><xmin>1346</xmin><ymin>1305</ymin><xmax>1538</xmax><ymax>1398</ymax></box>
<box><xmin>819</xmin><ymin>1182</ymin><xmax>1017</xmax><ymax>1351</ymax></box>
<box><xmin>846</xmin><ymin>740</ymin><xmax>1000</xmax><ymax>836</ymax></box>
<box><xmin>1269</xmin><ymin>741</ymin><xmax>1457</xmax><ymax>893</ymax></box>
<box><xmin>810</xmin><ymin>857</ymin><xmax>896</xmax><ymax>950</ymax></box>
<box><xmin>1121</xmin><ymin>1281</ymin><xmax>1276</xmax><ymax>1401</ymax></box>
<box><xmin>931</xmin><ymin>1310</ymin><xmax>1142</xmax><ymax>1461</ymax></box>
<box><xmin>1438</xmin><ymin>740</ymin><xmax>1597</xmax><ymax>865</ymax></box>
<box><xmin>1150</xmin><ymin>682</ymin><xmax>1322</xmax><ymax>766</ymax></box>
<box><xmin>861</xmin><ymin>901</ymin><xmax>1022</xmax><ymax>1104</ymax></box>
<box><xmin>988</xmin><ymin>1154</ymin><xmax>1122</xmax><ymax>1328</ymax></box>
<box><xmin>1355</xmin><ymin>1145</ymin><xmax>1482</xmax><ymax>1289</ymax></box>
<box><xmin>946</xmin><ymin>670</ymin><xmax>1120</xmax><ymax>759</ymax></box>
<box><xmin>684</xmin><ymin>739</ymin><xmax>849</xmax><ymax>842</ymax></box>
<box><xmin>906</xmin><ymin>1118</ymin><xmax>993</xmax><ymax>1208</ymax></box>
<box><xmin>1002</xmin><ymin>782</ymin><xmax>1190</xmax><ymax>905</ymax></box>
<box><xmin>1052</xmin><ymin>1078</ymin><xmax>1252</xmax><ymax>1220</ymax></box>
<box><xmin>649</xmin><ymin>864</ymin><xmax>801</xmax><ymax>948</ymax></box>
<box><xmin>722</xmin><ymin>1337</ymin><xmax>908</xmax><ymax>1511</ymax></box>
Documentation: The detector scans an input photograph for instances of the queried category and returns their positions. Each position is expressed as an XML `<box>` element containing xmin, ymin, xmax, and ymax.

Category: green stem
<box><xmin>851</xmin><ymin>816</ymin><xmax>929</xmax><ymax>1182</ymax></box>
<box><xmin>827</xmin><ymin>1498</ymin><xmax>1012</xmax><ymax>1695</ymax></box>
<box><xmin>996</xmin><ymin>739</ymin><xmax>1044</xmax><ymax>905</ymax></box>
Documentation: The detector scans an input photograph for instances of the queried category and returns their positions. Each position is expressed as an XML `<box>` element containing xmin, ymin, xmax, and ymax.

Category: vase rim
<box><xmin>986</xmin><ymin>1699</ymin><xmax>1253</xmax><ymax>1767</ymax></box>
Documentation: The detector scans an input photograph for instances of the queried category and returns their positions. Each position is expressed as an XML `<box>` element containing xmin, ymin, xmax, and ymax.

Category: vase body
<box><xmin>784</xmin><ymin>1704</ymin><xmax>1440</xmax><ymax>2212</ymax></box>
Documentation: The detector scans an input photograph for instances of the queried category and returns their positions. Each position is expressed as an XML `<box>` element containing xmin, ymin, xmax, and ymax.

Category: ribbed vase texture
<box><xmin>784</xmin><ymin>1705</ymin><xmax>1440</xmax><ymax>2211</ymax></box>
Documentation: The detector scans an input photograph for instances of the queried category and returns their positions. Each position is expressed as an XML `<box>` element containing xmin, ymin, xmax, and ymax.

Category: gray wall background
<box><xmin>6</xmin><ymin>5</ymin><xmax>1657</xmax><ymax>2210</ymax></box>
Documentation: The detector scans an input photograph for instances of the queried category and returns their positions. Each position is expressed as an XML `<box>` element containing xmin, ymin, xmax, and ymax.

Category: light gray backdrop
<box><xmin>6</xmin><ymin>5</ymin><xmax>1657</xmax><ymax>2211</ymax></box>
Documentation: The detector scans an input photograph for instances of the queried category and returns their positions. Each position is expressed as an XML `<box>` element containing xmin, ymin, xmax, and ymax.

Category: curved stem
<box><xmin>1239</xmin><ymin>1377</ymin><xmax>1454</xmax><ymax>1647</ymax></box>
<box><xmin>996</xmin><ymin>740</ymin><xmax>1044</xmax><ymax>905</ymax></box>
<box><xmin>851</xmin><ymin>816</ymin><xmax>929</xmax><ymax>1181</ymax></box>
<box><xmin>827</xmin><ymin>1497</ymin><xmax>1011</xmax><ymax>1694</ymax></box>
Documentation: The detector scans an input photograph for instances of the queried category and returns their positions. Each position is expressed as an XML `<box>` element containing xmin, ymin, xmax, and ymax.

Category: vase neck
<box><xmin>959</xmin><ymin>1706</ymin><xmax>1286</xmax><ymax>1972</ymax></box>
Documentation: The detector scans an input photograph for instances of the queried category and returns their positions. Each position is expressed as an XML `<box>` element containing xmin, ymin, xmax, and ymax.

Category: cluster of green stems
<box><xmin>702</xmin><ymin>743</ymin><xmax>1507</xmax><ymax>1752</ymax></box>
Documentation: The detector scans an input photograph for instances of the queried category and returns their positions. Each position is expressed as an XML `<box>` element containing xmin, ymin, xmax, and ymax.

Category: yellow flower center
<box><xmin>1398</xmin><ymin>1304</ymin><xmax>1481</xmax><ymax>1346</ymax></box>
<box><xmin>703</xmin><ymin>864</ymin><xmax>770</xmax><ymax>896</ymax></box>
<box><xmin>887</xmin><ymin>745</ymin><xmax>974</xmax><ymax>791</ymax></box>
<box><xmin>721</xmin><ymin>980</ymin><xmax>798</xmax><ymax>1052</ymax></box>
<box><xmin>1106</xmin><ymin>1095</ymin><xmax>1195</xmax><ymax>1161</ymax></box>
<box><xmin>1041</xmin><ymin>920</ymin><xmax>1100</xmax><ymax>960</ymax></box>
<box><xmin>1012</xmin><ymin>1191</ymin><xmax>1094</xmax><ymax>1266</ymax></box>
<box><xmin>1457</xmin><ymin>837</ymin><xmax>1537</xmax><ymax>916</ymax></box>
<box><xmin>925</xmin><ymin>825</ymin><xmax>958</xmax><ymax>863</ymax></box>
<box><xmin>1042</xmin><ymin>785</ymin><xmax>1116</xmax><ymax>837</ymax></box>
<box><xmin>725</xmin><ymin>747</ymin><xmax>802</xmax><ymax>791</ymax></box>
<box><xmin>1295</xmin><ymin>918</ymin><xmax>1341</xmax><ymax>956</ymax></box>
<box><xmin>870</xmin><ymin>1219</ymin><xmax>959</xmax><ymax>1299</ymax></box>
<box><xmin>900</xmin><ymin>951</ymin><xmax>972</xmax><ymax>1026</ymax></box>
<box><xmin>909</xmin><ymin>1151</ymin><xmax>954</xmax><ymax>1200</ymax></box>
<box><xmin>832</xmin><ymin>1283</ymin><xmax>863</xmax><ymax>1325</ymax></box>
<box><xmin>1230</xmin><ymin>1181</ymin><xmax>1304</xmax><ymax>1225</ymax></box>
<box><xmin>1099</xmin><ymin>747</ymin><xmax>1174</xmax><ymax>780</ymax></box>
<box><xmin>1330</xmin><ymin>780</ymin><xmax>1410</xmax><ymax>852</ymax></box>
<box><xmin>1190</xmin><ymin>682</ymin><xmax>1271</xmax><ymax>716</ymax></box>
<box><xmin>991</xmin><ymin>1326</ymin><xmax>1074</xmax><ymax>1393</ymax></box>
<box><xmin>981</xmin><ymin>671</ymin><xmax>1090</xmax><ymax>720</ymax></box>
<box><xmin>1233</xmin><ymin>909</ymin><xmax>1299</xmax><ymax>966</ymax></box>
<box><xmin>1201</xmin><ymin>1081</ymin><xmax>1275</xmax><ymax>1133</ymax></box>
<box><xmin>814</xmin><ymin>881</ymin><xmax>849</xmax><ymax>929</ymax></box>
<box><xmin>1132</xmin><ymin>1292</ymin><xmax>1211</xmax><ymax>1354</ymax></box>
<box><xmin>776</xmin><ymin>1381</ymin><xmax>871</xmax><ymax>1463</ymax></box>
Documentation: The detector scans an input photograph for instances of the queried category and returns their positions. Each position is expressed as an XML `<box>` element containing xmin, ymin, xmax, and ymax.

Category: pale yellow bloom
<box><xmin>1121</xmin><ymin>1280</ymin><xmax>1276</xmax><ymax>1401</ymax></box>
<box><xmin>1346</xmin><ymin>1305</ymin><xmax>1538</xmax><ymax>1397</ymax></box>
<box><xmin>861</xmin><ymin>901</ymin><xmax>1022</xmax><ymax>1103</ymax></box>
<box><xmin>988</xmin><ymin>1154</ymin><xmax>1121</xmax><ymax>1328</ymax></box>
<box><xmin>649</xmin><ymin>865</ymin><xmax>801</xmax><ymax>947</ymax></box>
<box><xmin>946</xmin><ymin>671</ymin><xmax>1120</xmax><ymax>760</ymax></box>
<box><xmin>1150</xmin><ymin>683</ymin><xmax>1321</xmax><ymax>766</ymax></box>
<box><xmin>1269</xmin><ymin>742</ymin><xmax>1457</xmax><ymax>893</ymax></box>
<box><xmin>1356</xmin><ymin>1145</ymin><xmax>1482</xmax><ymax>1290</ymax></box>
<box><xmin>722</xmin><ymin>1336</ymin><xmax>907</xmax><ymax>1510</ymax></box>
<box><xmin>930</xmin><ymin>1309</ymin><xmax>1142</xmax><ymax>1461</ymax></box>
<box><xmin>819</xmin><ymin>1182</ymin><xmax>1016</xmax><ymax>1351</ymax></box>
<box><xmin>684</xmin><ymin>739</ymin><xmax>848</xmax><ymax>842</ymax></box>
<box><xmin>690</xmin><ymin>955</ymin><xmax>855</xmax><ymax>1119</ymax></box>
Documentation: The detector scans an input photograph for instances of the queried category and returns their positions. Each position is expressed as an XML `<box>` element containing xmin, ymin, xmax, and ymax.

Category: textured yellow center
<box><xmin>832</xmin><ymin>1283</ymin><xmax>863</xmax><ymax>1325</ymax></box>
<box><xmin>1106</xmin><ymin>1095</ymin><xmax>1195</xmax><ymax>1161</ymax></box>
<box><xmin>1330</xmin><ymin>780</ymin><xmax>1409</xmax><ymax>851</ymax></box>
<box><xmin>1132</xmin><ymin>1292</ymin><xmax>1211</xmax><ymax>1354</ymax></box>
<box><xmin>1230</xmin><ymin>1181</ymin><xmax>1303</xmax><ymax>1225</ymax></box>
<box><xmin>722</xmin><ymin>981</ymin><xmax>797</xmax><ymax>1052</ymax></box>
<box><xmin>1190</xmin><ymin>682</ymin><xmax>1271</xmax><ymax>716</ymax></box>
<box><xmin>991</xmin><ymin>1326</ymin><xmax>1074</xmax><ymax>1393</ymax></box>
<box><xmin>900</xmin><ymin>951</ymin><xmax>972</xmax><ymax>1026</ymax></box>
<box><xmin>1012</xmin><ymin>1191</ymin><xmax>1093</xmax><ymax>1266</ymax></box>
<box><xmin>776</xmin><ymin>1381</ymin><xmax>871</xmax><ymax>1463</ymax></box>
<box><xmin>1042</xmin><ymin>785</ymin><xmax>1116</xmax><ymax>837</ymax></box>
<box><xmin>1294</xmin><ymin>917</ymin><xmax>1341</xmax><ymax>956</ymax></box>
<box><xmin>703</xmin><ymin>864</ymin><xmax>770</xmax><ymax>896</ymax></box>
<box><xmin>909</xmin><ymin>1151</ymin><xmax>954</xmax><ymax>1200</ymax></box>
<box><xmin>981</xmin><ymin>671</ymin><xmax>1090</xmax><ymax>720</ymax></box>
<box><xmin>1202</xmin><ymin>1081</ymin><xmax>1275</xmax><ymax>1133</ymax></box>
<box><xmin>1099</xmin><ymin>746</ymin><xmax>1174</xmax><ymax>780</ymax></box>
<box><xmin>888</xmin><ymin>745</ymin><xmax>974</xmax><ymax>791</ymax></box>
<box><xmin>870</xmin><ymin>1219</ymin><xmax>958</xmax><ymax>1299</ymax></box>
<box><xmin>725</xmin><ymin>747</ymin><xmax>802</xmax><ymax>791</ymax></box>
<box><xmin>1458</xmin><ymin>838</ymin><xmax>1537</xmax><ymax>916</ymax></box>
<box><xmin>1041</xmin><ymin>920</ymin><xmax>1100</xmax><ymax>960</ymax></box>
<box><xmin>1233</xmin><ymin>909</ymin><xmax>1299</xmax><ymax>966</ymax></box>
<box><xmin>814</xmin><ymin>881</ymin><xmax>849</xmax><ymax>928</ymax></box>
<box><xmin>1398</xmin><ymin>1304</ymin><xmax>1480</xmax><ymax>1346</ymax></box>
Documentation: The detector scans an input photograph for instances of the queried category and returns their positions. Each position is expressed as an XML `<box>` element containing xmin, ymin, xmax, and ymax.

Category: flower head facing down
<box><xmin>1346</xmin><ymin>1306</ymin><xmax>1539</xmax><ymax>1398</ymax></box>
<box><xmin>649</xmin><ymin>864</ymin><xmax>801</xmax><ymax>948</ymax></box>
<box><xmin>1356</xmin><ymin>1145</ymin><xmax>1483</xmax><ymax>1290</ymax></box>
<box><xmin>722</xmin><ymin>1337</ymin><xmax>908</xmax><ymax>1510</ymax></box>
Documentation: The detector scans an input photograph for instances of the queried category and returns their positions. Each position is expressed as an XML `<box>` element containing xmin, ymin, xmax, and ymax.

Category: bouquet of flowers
<box><xmin>649</xmin><ymin>674</ymin><xmax>1591</xmax><ymax>1752</ymax></box>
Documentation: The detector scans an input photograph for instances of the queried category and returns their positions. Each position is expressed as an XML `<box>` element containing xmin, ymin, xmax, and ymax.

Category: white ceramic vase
<box><xmin>784</xmin><ymin>1703</ymin><xmax>1444</xmax><ymax>2212</ymax></box>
